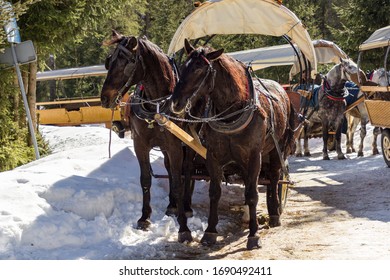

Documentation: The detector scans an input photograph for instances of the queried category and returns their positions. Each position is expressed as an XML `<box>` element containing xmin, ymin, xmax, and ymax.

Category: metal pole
<box><xmin>10</xmin><ymin>43</ymin><xmax>40</xmax><ymax>159</ymax></box>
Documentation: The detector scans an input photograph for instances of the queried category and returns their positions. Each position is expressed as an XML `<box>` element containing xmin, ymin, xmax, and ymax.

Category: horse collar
<box><xmin>205</xmin><ymin>67</ymin><xmax>257</xmax><ymax>134</ymax></box>
<box><xmin>130</xmin><ymin>84</ymin><xmax>171</xmax><ymax>126</ymax></box>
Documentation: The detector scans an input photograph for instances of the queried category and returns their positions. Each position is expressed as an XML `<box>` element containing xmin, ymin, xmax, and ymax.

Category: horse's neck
<box><xmin>211</xmin><ymin>65</ymin><xmax>247</xmax><ymax>112</ymax></box>
<box><xmin>141</xmin><ymin>56</ymin><xmax>174</xmax><ymax>99</ymax></box>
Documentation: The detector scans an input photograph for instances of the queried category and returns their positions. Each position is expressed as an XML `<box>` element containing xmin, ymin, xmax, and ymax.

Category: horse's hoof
<box><xmin>373</xmin><ymin>148</ymin><xmax>379</xmax><ymax>155</ymax></box>
<box><xmin>304</xmin><ymin>152</ymin><xmax>311</xmax><ymax>157</ymax></box>
<box><xmin>357</xmin><ymin>151</ymin><xmax>364</xmax><ymax>157</ymax></box>
<box><xmin>165</xmin><ymin>207</ymin><xmax>178</xmax><ymax>217</ymax></box>
<box><xmin>201</xmin><ymin>232</ymin><xmax>218</xmax><ymax>246</ymax></box>
<box><xmin>269</xmin><ymin>215</ymin><xmax>281</xmax><ymax>227</ymax></box>
<box><xmin>247</xmin><ymin>236</ymin><xmax>262</xmax><ymax>250</ymax></box>
<box><xmin>337</xmin><ymin>154</ymin><xmax>346</xmax><ymax>160</ymax></box>
<box><xmin>323</xmin><ymin>155</ymin><xmax>330</xmax><ymax>160</ymax></box>
<box><xmin>178</xmin><ymin>231</ymin><xmax>193</xmax><ymax>243</ymax></box>
<box><xmin>346</xmin><ymin>148</ymin><xmax>352</xmax><ymax>154</ymax></box>
<box><xmin>295</xmin><ymin>153</ymin><xmax>303</xmax><ymax>157</ymax></box>
<box><xmin>137</xmin><ymin>219</ymin><xmax>151</xmax><ymax>230</ymax></box>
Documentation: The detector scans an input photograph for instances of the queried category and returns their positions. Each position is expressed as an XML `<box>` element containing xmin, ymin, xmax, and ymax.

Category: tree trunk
<box><xmin>28</xmin><ymin>61</ymin><xmax>38</xmax><ymax>131</ymax></box>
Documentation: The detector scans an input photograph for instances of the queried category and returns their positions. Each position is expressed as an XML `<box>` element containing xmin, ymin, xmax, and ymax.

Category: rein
<box><xmin>177</xmin><ymin>60</ymin><xmax>257</xmax><ymax>131</ymax></box>
<box><xmin>184</xmin><ymin>57</ymin><xmax>216</xmax><ymax>114</ymax></box>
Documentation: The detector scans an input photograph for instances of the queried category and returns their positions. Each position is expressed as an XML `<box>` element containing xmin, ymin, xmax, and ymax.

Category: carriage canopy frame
<box><xmin>168</xmin><ymin>0</ymin><xmax>317</xmax><ymax>79</ymax></box>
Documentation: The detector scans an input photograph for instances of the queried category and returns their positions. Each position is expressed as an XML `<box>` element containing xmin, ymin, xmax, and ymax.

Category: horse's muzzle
<box><xmin>101</xmin><ymin>95</ymin><xmax>111</xmax><ymax>108</ymax></box>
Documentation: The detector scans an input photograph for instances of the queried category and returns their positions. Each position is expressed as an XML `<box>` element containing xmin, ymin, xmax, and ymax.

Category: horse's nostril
<box><xmin>101</xmin><ymin>96</ymin><xmax>109</xmax><ymax>107</ymax></box>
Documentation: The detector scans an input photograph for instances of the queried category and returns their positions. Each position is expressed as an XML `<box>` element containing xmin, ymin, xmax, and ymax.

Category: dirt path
<box><xmin>157</xmin><ymin>143</ymin><xmax>390</xmax><ymax>260</ymax></box>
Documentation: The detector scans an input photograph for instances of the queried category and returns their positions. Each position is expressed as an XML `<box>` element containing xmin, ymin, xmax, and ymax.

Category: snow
<box><xmin>0</xmin><ymin>125</ymin><xmax>212</xmax><ymax>260</ymax></box>
<box><xmin>0</xmin><ymin>124</ymin><xmax>389</xmax><ymax>261</ymax></box>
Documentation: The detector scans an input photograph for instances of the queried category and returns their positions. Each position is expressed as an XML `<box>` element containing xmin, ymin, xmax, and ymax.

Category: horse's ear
<box><xmin>340</xmin><ymin>57</ymin><xmax>348</xmax><ymax>65</ymax></box>
<box><xmin>184</xmin><ymin>38</ymin><xmax>195</xmax><ymax>55</ymax></box>
<box><xmin>127</xmin><ymin>36</ymin><xmax>138</xmax><ymax>52</ymax></box>
<box><xmin>102</xmin><ymin>29</ymin><xmax>124</xmax><ymax>46</ymax></box>
<box><xmin>206</xmin><ymin>48</ymin><xmax>224</xmax><ymax>61</ymax></box>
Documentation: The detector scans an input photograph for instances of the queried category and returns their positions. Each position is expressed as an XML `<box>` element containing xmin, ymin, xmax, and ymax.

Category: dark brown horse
<box><xmin>100</xmin><ymin>30</ymin><xmax>191</xmax><ymax>232</ymax></box>
<box><xmin>171</xmin><ymin>39</ymin><xmax>296</xmax><ymax>250</ymax></box>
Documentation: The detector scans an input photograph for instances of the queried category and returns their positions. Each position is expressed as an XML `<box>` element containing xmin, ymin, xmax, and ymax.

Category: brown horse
<box><xmin>171</xmin><ymin>39</ymin><xmax>296</xmax><ymax>250</ymax></box>
<box><xmin>100</xmin><ymin>30</ymin><xmax>191</xmax><ymax>232</ymax></box>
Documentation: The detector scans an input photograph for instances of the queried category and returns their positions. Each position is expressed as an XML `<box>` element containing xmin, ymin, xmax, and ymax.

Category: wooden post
<box><xmin>154</xmin><ymin>113</ymin><xmax>207</xmax><ymax>159</ymax></box>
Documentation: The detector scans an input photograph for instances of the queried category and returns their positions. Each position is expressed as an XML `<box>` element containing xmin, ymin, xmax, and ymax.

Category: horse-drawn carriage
<box><xmin>101</xmin><ymin>0</ymin><xmax>317</xmax><ymax>249</ymax></box>
<box><xmin>357</xmin><ymin>26</ymin><xmax>390</xmax><ymax>167</ymax></box>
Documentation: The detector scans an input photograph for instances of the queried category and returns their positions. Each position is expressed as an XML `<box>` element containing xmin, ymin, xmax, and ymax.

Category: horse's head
<box><xmin>171</xmin><ymin>39</ymin><xmax>224</xmax><ymax>115</ymax></box>
<box><xmin>339</xmin><ymin>58</ymin><xmax>359</xmax><ymax>81</ymax></box>
<box><xmin>100</xmin><ymin>30</ymin><xmax>143</xmax><ymax>109</ymax></box>
<box><xmin>371</xmin><ymin>68</ymin><xmax>390</xmax><ymax>86</ymax></box>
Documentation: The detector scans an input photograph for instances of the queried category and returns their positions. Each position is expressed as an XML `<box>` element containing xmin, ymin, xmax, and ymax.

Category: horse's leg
<box><xmin>303</xmin><ymin>127</ymin><xmax>311</xmax><ymax>156</ymax></box>
<box><xmin>295</xmin><ymin>137</ymin><xmax>303</xmax><ymax>157</ymax></box>
<box><xmin>357</xmin><ymin>118</ymin><xmax>368</xmax><ymax>157</ymax></box>
<box><xmin>267</xmin><ymin>149</ymin><xmax>282</xmax><ymax>227</ymax></box>
<box><xmin>346</xmin><ymin>114</ymin><xmax>356</xmax><ymax>154</ymax></box>
<box><xmin>372</xmin><ymin>127</ymin><xmax>380</xmax><ymax>155</ymax></box>
<box><xmin>183</xmin><ymin>147</ymin><xmax>195</xmax><ymax>217</ymax></box>
<box><xmin>201</xmin><ymin>155</ymin><xmax>223</xmax><ymax>246</ymax></box>
<box><xmin>244</xmin><ymin>152</ymin><xmax>261</xmax><ymax>250</ymax></box>
<box><xmin>134</xmin><ymin>141</ymin><xmax>153</xmax><ymax>230</ymax></box>
<box><xmin>162</xmin><ymin>151</ymin><xmax>177</xmax><ymax>216</ymax></box>
<box><xmin>322</xmin><ymin>121</ymin><xmax>330</xmax><ymax>160</ymax></box>
<box><xmin>166</xmin><ymin>142</ymin><xmax>192</xmax><ymax>243</ymax></box>
<box><xmin>335</xmin><ymin>123</ymin><xmax>346</xmax><ymax>160</ymax></box>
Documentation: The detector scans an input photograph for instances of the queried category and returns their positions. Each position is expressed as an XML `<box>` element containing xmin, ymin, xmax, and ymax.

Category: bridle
<box><xmin>182</xmin><ymin>53</ymin><xmax>217</xmax><ymax>114</ymax></box>
<box><xmin>105</xmin><ymin>37</ymin><xmax>146</xmax><ymax>106</ymax></box>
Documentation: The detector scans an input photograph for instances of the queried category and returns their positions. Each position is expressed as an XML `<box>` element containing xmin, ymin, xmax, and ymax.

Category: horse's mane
<box><xmin>200</xmin><ymin>47</ymin><xmax>247</xmax><ymax>100</ymax></box>
<box><xmin>218</xmin><ymin>54</ymin><xmax>248</xmax><ymax>99</ymax></box>
<box><xmin>138</xmin><ymin>38</ymin><xmax>176</xmax><ymax>92</ymax></box>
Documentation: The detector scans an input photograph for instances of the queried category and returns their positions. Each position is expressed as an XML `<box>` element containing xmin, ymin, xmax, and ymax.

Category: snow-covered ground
<box><xmin>0</xmin><ymin>124</ymin><xmax>389</xmax><ymax>262</ymax></box>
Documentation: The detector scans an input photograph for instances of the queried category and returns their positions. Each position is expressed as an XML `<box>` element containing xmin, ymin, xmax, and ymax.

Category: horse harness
<box><xmin>130</xmin><ymin>85</ymin><xmax>172</xmax><ymax>129</ymax></box>
<box><xmin>179</xmin><ymin>57</ymin><xmax>290</xmax><ymax>178</ymax></box>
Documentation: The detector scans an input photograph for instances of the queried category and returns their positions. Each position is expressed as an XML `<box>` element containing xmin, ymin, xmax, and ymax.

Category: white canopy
<box><xmin>168</xmin><ymin>0</ymin><xmax>317</xmax><ymax>77</ymax></box>
<box><xmin>359</xmin><ymin>26</ymin><xmax>390</xmax><ymax>51</ymax></box>
<box><xmin>36</xmin><ymin>65</ymin><xmax>107</xmax><ymax>81</ymax></box>
<box><xmin>228</xmin><ymin>44</ymin><xmax>298</xmax><ymax>71</ymax></box>
<box><xmin>229</xmin><ymin>39</ymin><xmax>347</xmax><ymax>79</ymax></box>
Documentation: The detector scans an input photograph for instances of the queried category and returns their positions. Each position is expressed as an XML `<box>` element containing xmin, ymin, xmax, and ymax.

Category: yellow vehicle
<box><xmin>36</xmin><ymin>65</ymin><xmax>129</xmax><ymax>138</ymax></box>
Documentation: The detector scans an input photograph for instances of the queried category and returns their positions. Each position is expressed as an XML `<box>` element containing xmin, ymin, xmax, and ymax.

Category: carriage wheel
<box><xmin>381</xmin><ymin>129</ymin><xmax>390</xmax><ymax>168</ymax></box>
<box><xmin>278</xmin><ymin>161</ymin><xmax>289</xmax><ymax>214</ymax></box>
<box><xmin>112</xmin><ymin>121</ymin><xmax>125</xmax><ymax>138</ymax></box>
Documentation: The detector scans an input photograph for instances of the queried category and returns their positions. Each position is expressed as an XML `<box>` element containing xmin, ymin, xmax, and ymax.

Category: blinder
<box><xmin>104</xmin><ymin>40</ymin><xmax>137</xmax><ymax>73</ymax></box>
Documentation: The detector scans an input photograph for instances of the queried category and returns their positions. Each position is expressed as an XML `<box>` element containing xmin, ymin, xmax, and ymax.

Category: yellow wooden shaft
<box><xmin>154</xmin><ymin>113</ymin><xmax>207</xmax><ymax>159</ymax></box>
